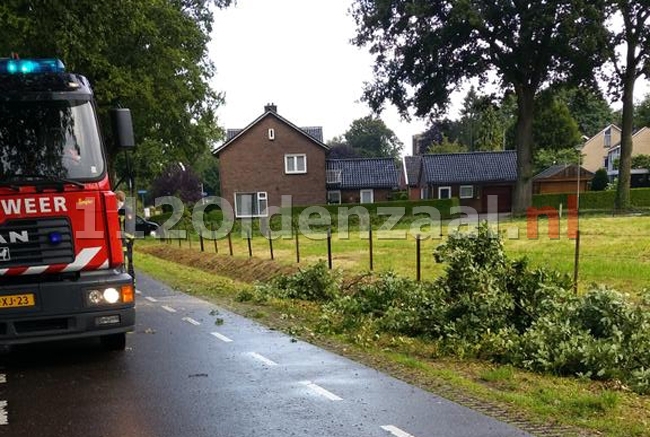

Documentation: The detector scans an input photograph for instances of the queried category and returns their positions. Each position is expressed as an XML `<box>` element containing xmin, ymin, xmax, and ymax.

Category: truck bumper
<box><xmin>0</xmin><ymin>269</ymin><xmax>135</xmax><ymax>345</ymax></box>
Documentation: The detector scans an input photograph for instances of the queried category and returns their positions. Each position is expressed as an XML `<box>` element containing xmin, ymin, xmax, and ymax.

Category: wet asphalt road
<box><xmin>0</xmin><ymin>273</ymin><xmax>531</xmax><ymax>437</ymax></box>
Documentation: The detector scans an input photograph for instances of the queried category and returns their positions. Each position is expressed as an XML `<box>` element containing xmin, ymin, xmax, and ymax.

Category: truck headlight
<box><xmin>85</xmin><ymin>285</ymin><xmax>134</xmax><ymax>306</ymax></box>
<box><xmin>103</xmin><ymin>288</ymin><xmax>120</xmax><ymax>304</ymax></box>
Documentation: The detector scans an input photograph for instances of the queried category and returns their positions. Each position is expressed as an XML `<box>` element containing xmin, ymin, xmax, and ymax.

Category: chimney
<box><xmin>264</xmin><ymin>102</ymin><xmax>277</xmax><ymax>113</ymax></box>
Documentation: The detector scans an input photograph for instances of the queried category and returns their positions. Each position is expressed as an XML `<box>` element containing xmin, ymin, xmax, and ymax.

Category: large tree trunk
<box><xmin>512</xmin><ymin>85</ymin><xmax>536</xmax><ymax>215</ymax></box>
<box><xmin>615</xmin><ymin>72</ymin><xmax>636</xmax><ymax>211</ymax></box>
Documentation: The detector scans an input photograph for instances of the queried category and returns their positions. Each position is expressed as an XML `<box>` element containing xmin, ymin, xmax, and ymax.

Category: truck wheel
<box><xmin>101</xmin><ymin>333</ymin><xmax>126</xmax><ymax>351</ymax></box>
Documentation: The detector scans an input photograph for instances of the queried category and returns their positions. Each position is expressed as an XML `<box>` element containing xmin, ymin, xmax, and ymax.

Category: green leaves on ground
<box><xmin>245</xmin><ymin>222</ymin><xmax>650</xmax><ymax>394</ymax></box>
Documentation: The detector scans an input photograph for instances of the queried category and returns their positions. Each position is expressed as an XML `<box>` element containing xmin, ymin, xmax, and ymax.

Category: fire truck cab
<box><xmin>0</xmin><ymin>58</ymin><xmax>135</xmax><ymax>350</ymax></box>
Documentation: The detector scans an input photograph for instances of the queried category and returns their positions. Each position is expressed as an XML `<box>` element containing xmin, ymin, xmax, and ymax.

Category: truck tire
<box><xmin>101</xmin><ymin>333</ymin><xmax>126</xmax><ymax>351</ymax></box>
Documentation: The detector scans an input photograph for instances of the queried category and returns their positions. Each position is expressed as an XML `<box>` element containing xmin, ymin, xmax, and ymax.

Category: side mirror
<box><xmin>110</xmin><ymin>108</ymin><xmax>135</xmax><ymax>149</ymax></box>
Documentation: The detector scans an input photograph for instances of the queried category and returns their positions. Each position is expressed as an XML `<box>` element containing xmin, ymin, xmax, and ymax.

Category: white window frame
<box><xmin>360</xmin><ymin>189</ymin><xmax>374</xmax><ymax>204</ymax></box>
<box><xmin>438</xmin><ymin>186</ymin><xmax>452</xmax><ymax>199</ymax></box>
<box><xmin>284</xmin><ymin>154</ymin><xmax>307</xmax><ymax>174</ymax></box>
<box><xmin>604</xmin><ymin>127</ymin><xmax>611</xmax><ymax>148</ymax></box>
<box><xmin>327</xmin><ymin>190</ymin><xmax>341</xmax><ymax>205</ymax></box>
<box><xmin>234</xmin><ymin>192</ymin><xmax>269</xmax><ymax>218</ymax></box>
<box><xmin>459</xmin><ymin>185</ymin><xmax>474</xmax><ymax>199</ymax></box>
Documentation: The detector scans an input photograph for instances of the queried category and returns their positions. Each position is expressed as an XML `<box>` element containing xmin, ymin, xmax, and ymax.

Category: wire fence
<box><xmin>147</xmin><ymin>222</ymin><xmax>650</xmax><ymax>294</ymax></box>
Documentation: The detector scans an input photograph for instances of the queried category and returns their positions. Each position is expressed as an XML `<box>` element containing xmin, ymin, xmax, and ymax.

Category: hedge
<box><xmin>533</xmin><ymin>188</ymin><xmax>650</xmax><ymax>210</ymax></box>
<box><xmin>150</xmin><ymin>198</ymin><xmax>461</xmax><ymax>232</ymax></box>
<box><xmin>288</xmin><ymin>198</ymin><xmax>460</xmax><ymax>220</ymax></box>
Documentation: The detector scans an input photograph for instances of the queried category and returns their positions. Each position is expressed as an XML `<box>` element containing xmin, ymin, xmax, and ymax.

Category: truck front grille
<box><xmin>0</xmin><ymin>218</ymin><xmax>75</xmax><ymax>269</ymax></box>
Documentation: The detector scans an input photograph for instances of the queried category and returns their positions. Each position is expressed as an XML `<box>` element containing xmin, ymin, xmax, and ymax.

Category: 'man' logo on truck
<box><xmin>0</xmin><ymin>231</ymin><xmax>29</xmax><ymax>244</ymax></box>
<box><xmin>0</xmin><ymin>247</ymin><xmax>9</xmax><ymax>261</ymax></box>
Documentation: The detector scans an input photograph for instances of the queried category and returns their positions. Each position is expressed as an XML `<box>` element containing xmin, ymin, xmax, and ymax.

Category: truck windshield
<box><xmin>0</xmin><ymin>100</ymin><xmax>104</xmax><ymax>181</ymax></box>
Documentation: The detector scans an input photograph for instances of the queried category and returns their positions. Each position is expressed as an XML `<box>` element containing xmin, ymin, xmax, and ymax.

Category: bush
<box><xmin>243</xmin><ymin>221</ymin><xmax>650</xmax><ymax>394</ymax></box>
<box><xmin>254</xmin><ymin>261</ymin><xmax>341</xmax><ymax>302</ymax></box>
<box><xmin>591</xmin><ymin>168</ymin><xmax>609</xmax><ymax>191</ymax></box>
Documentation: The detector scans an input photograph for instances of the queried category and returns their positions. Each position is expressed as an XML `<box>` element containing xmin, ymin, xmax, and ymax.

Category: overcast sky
<box><xmin>209</xmin><ymin>1</ymin><xmax>650</xmax><ymax>156</ymax></box>
<box><xmin>209</xmin><ymin>0</ymin><xmax>431</xmax><ymax>155</ymax></box>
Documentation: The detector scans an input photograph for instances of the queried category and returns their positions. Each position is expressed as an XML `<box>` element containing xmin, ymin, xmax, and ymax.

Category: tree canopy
<box><xmin>352</xmin><ymin>0</ymin><xmax>607</xmax><ymax>212</ymax></box>
<box><xmin>336</xmin><ymin>116</ymin><xmax>403</xmax><ymax>158</ymax></box>
<box><xmin>0</xmin><ymin>0</ymin><xmax>233</xmax><ymax>186</ymax></box>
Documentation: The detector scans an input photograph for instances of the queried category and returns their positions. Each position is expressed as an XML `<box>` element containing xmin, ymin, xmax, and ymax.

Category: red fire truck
<box><xmin>0</xmin><ymin>57</ymin><xmax>135</xmax><ymax>350</ymax></box>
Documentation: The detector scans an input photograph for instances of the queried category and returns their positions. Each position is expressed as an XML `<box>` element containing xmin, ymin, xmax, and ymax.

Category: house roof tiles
<box><xmin>421</xmin><ymin>151</ymin><xmax>517</xmax><ymax>185</ymax></box>
<box><xmin>326</xmin><ymin>158</ymin><xmax>400</xmax><ymax>189</ymax></box>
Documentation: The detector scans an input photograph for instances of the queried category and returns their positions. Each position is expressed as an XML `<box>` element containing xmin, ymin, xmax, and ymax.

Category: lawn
<box><xmin>143</xmin><ymin>213</ymin><xmax>650</xmax><ymax>294</ymax></box>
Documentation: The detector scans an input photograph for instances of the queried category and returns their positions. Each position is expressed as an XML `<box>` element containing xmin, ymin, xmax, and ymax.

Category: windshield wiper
<box><xmin>0</xmin><ymin>181</ymin><xmax>21</xmax><ymax>192</ymax></box>
<box><xmin>2</xmin><ymin>175</ymin><xmax>84</xmax><ymax>191</ymax></box>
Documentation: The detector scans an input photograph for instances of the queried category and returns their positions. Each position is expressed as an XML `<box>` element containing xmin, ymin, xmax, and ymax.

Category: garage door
<box><xmin>481</xmin><ymin>186</ymin><xmax>513</xmax><ymax>213</ymax></box>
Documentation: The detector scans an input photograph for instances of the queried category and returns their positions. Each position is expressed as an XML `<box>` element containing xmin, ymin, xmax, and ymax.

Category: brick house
<box><xmin>214</xmin><ymin>104</ymin><xmax>329</xmax><ymax>217</ymax></box>
<box><xmin>418</xmin><ymin>151</ymin><xmax>517</xmax><ymax>213</ymax></box>
<box><xmin>325</xmin><ymin>157</ymin><xmax>401</xmax><ymax>204</ymax></box>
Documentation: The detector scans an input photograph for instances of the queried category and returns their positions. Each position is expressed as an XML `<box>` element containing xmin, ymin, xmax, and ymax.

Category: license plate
<box><xmin>0</xmin><ymin>293</ymin><xmax>36</xmax><ymax>309</ymax></box>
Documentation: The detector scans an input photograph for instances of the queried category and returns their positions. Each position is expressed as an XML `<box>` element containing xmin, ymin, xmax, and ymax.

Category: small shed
<box><xmin>533</xmin><ymin>164</ymin><xmax>594</xmax><ymax>194</ymax></box>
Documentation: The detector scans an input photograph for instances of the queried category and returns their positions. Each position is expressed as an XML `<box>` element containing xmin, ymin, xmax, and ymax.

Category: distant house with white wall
<box><xmin>580</xmin><ymin>124</ymin><xmax>621</xmax><ymax>172</ymax></box>
<box><xmin>606</xmin><ymin>127</ymin><xmax>650</xmax><ymax>186</ymax></box>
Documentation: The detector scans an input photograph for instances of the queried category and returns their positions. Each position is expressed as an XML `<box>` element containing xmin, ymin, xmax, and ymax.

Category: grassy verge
<box><xmin>135</xmin><ymin>248</ymin><xmax>650</xmax><ymax>437</ymax></box>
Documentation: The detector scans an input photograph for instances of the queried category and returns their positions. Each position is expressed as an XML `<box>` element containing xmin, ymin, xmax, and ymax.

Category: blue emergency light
<box><xmin>0</xmin><ymin>58</ymin><xmax>65</xmax><ymax>74</ymax></box>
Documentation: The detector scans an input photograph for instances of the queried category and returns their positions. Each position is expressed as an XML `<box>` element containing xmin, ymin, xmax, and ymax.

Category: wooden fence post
<box><xmin>327</xmin><ymin>228</ymin><xmax>332</xmax><ymax>269</ymax></box>
<box><xmin>416</xmin><ymin>234</ymin><xmax>421</xmax><ymax>282</ymax></box>
<box><xmin>295</xmin><ymin>227</ymin><xmax>300</xmax><ymax>263</ymax></box>
<box><xmin>369</xmin><ymin>226</ymin><xmax>374</xmax><ymax>271</ymax></box>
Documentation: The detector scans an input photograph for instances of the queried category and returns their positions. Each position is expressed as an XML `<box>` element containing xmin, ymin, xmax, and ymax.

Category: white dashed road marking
<box><xmin>0</xmin><ymin>374</ymin><xmax>6</xmax><ymax>384</ymax></box>
<box><xmin>211</xmin><ymin>332</ymin><xmax>233</xmax><ymax>343</ymax></box>
<box><xmin>144</xmin><ymin>296</ymin><xmax>157</xmax><ymax>303</ymax></box>
<box><xmin>381</xmin><ymin>425</ymin><xmax>417</xmax><ymax>437</ymax></box>
<box><xmin>248</xmin><ymin>352</ymin><xmax>277</xmax><ymax>366</ymax></box>
<box><xmin>161</xmin><ymin>305</ymin><xmax>177</xmax><ymax>313</ymax></box>
<box><xmin>0</xmin><ymin>400</ymin><xmax>7</xmax><ymax>425</ymax></box>
<box><xmin>182</xmin><ymin>317</ymin><xmax>201</xmax><ymax>326</ymax></box>
<box><xmin>300</xmin><ymin>381</ymin><xmax>343</xmax><ymax>401</ymax></box>
<box><xmin>135</xmin><ymin>289</ymin><xmax>142</xmax><ymax>295</ymax></box>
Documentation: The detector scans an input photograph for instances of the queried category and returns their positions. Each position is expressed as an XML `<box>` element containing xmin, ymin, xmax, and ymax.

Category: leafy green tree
<box><xmin>343</xmin><ymin>116</ymin><xmax>403</xmax><ymax>158</ymax></box>
<box><xmin>193</xmin><ymin>148</ymin><xmax>220</xmax><ymax>196</ymax></box>
<box><xmin>591</xmin><ymin>168</ymin><xmax>610</xmax><ymax>191</ymax></box>
<box><xmin>351</xmin><ymin>0</ymin><xmax>606</xmax><ymax>213</ymax></box>
<box><xmin>533</xmin><ymin>91</ymin><xmax>582</xmax><ymax>150</ymax></box>
<box><xmin>533</xmin><ymin>148</ymin><xmax>580</xmax><ymax>174</ymax></box>
<box><xmin>635</xmin><ymin>94</ymin><xmax>650</xmax><ymax>129</ymax></box>
<box><xmin>427</xmin><ymin>135</ymin><xmax>468</xmax><ymax>154</ymax></box>
<box><xmin>557</xmin><ymin>87</ymin><xmax>615</xmax><ymax>138</ymax></box>
<box><xmin>0</xmin><ymin>0</ymin><xmax>232</xmax><ymax>182</ymax></box>
<box><xmin>456</xmin><ymin>87</ymin><xmax>505</xmax><ymax>151</ymax></box>
<box><xmin>631</xmin><ymin>154</ymin><xmax>650</xmax><ymax>170</ymax></box>
<box><xmin>605</xmin><ymin>1</ymin><xmax>650</xmax><ymax>210</ymax></box>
